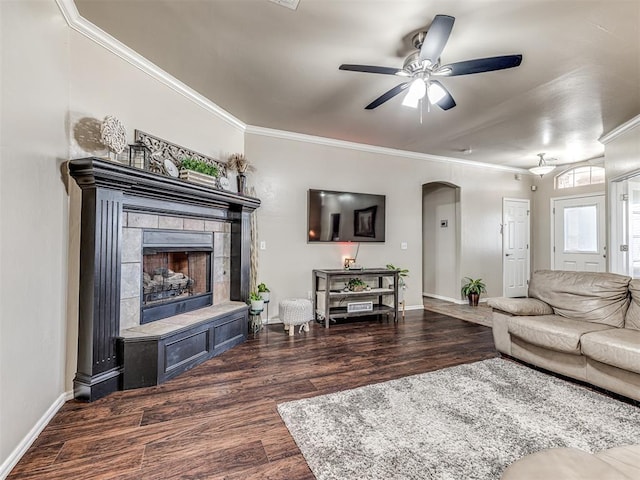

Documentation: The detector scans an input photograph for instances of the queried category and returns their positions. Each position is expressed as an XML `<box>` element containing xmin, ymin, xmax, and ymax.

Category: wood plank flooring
<box><xmin>8</xmin><ymin>310</ymin><xmax>497</xmax><ymax>479</ymax></box>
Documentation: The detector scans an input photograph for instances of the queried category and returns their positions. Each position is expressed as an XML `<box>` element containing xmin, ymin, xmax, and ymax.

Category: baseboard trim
<box><xmin>423</xmin><ymin>293</ymin><xmax>467</xmax><ymax>305</ymax></box>
<box><xmin>404</xmin><ymin>304</ymin><xmax>425</xmax><ymax>311</ymax></box>
<box><xmin>0</xmin><ymin>391</ymin><xmax>71</xmax><ymax>479</ymax></box>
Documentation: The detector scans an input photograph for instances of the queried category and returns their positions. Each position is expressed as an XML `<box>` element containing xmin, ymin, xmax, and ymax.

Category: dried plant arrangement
<box><xmin>227</xmin><ymin>153</ymin><xmax>254</xmax><ymax>174</ymax></box>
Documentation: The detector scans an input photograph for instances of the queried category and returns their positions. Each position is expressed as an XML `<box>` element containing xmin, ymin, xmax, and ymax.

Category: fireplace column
<box><xmin>230</xmin><ymin>207</ymin><xmax>252</xmax><ymax>303</ymax></box>
<box><xmin>74</xmin><ymin>186</ymin><xmax>124</xmax><ymax>401</ymax></box>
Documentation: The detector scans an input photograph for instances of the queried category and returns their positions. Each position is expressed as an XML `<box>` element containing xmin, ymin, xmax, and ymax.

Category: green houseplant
<box><xmin>179</xmin><ymin>157</ymin><xmax>220</xmax><ymax>188</ymax></box>
<box><xmin>248</xmin><ymin>291</ymin><xmax>264</xmax><ymax>311</ymax></box>
<box><xmin>386</xmin><ymin>264</ymin><xmax>409</xmax><ymax>288</ymax></box>
<box><xmin>347</xmin><ymin>277</ymin><xmax>368</xmax><ymax>292</ymax></box>
<box><xmin>257</xmin><ymin>282</ymin><xmax>270</xmax><ymax>302</ymax></box>
<box><xmin>461</xmin><ymin>277</ymin><xmax>487</xmax><ymax>306</ymax></box>
<box><xmin>181</xmin><ymin>157</ymin><xmax>220</xmax><ymax>177</ymax></box>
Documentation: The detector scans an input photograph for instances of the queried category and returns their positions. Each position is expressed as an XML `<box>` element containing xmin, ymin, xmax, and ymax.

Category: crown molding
<box><xmin>599</xmin><ymin>114</ymin><xmax>640</xmax><ymax>144</ymax></box>
<box><xmin>245</xmin><ymin>125</ymin><xmax>529</xmax><ymax>173</ymax></box>
<box><xmin>55</xmin><ymin>0</ymin><xmax>246</xmax><ymax>132</ymax></box>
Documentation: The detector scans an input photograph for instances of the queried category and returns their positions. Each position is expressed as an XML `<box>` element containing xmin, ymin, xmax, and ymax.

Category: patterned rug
<box><xmin>277</xmin><ymin>358</ymin><xmax>640</xmax><ymax>480</ymax></box>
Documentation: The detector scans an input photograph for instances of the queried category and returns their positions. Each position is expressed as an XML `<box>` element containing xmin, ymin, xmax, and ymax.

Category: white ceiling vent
<box><xmin>268</xmin><ymin>0</ymin><xmax>300</xmax><ymax>10</ymax></box>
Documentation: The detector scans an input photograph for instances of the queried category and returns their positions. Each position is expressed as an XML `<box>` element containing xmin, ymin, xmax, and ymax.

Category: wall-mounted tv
<box><xmin>308</xmin><ymin>189</ymin><xmax>386</xmax><ymax>242</ymax></box>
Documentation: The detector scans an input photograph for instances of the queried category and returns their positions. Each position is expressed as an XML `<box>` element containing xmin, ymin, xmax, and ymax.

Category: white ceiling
<box><xmin>75</xmin><ymin>0</ymin><xmax>640</xmax><ymax>169</ymax></box>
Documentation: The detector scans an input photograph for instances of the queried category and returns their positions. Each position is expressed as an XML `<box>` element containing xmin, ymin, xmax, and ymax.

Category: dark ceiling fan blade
<box><xmin>431</xmin><ymin>80</ymin><xmax>456</xmax><ymax>110</ymax></box>
<box><xmin>419</xmin><ymin>14</ymin><xmax>455</xmax><ymax>64</ymax></box>
<box><xmin>365</xmin><ymin>82</ymin><xmax>410</xmax><ymax>110</ymax></box>
<box><xmin>435</xmin><ymin>54</ymin><xmax>523</xmax><ymax>76</ymax></box>
<box><xmin>339</xmin><ymin>64</ymin><xmax>404</xmax><ymax>75</ymax></box>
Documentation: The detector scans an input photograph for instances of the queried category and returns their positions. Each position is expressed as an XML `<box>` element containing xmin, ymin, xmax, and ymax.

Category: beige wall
<box><xmin>245</xmin><ymin>133</ymin><xmax>532</xmax><ymax>314</ymax></box>
<box><xmin>604</xmin><ymin>122</ymin><xmax>640</xmax><ymax>183</ymax></box>
<box><xmin>0</xmin><ymin>0</ymin><xmax>70</xmax><ymax>466</ymax></box>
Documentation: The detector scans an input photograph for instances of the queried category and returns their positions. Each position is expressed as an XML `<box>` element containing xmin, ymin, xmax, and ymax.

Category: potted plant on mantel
<box><xmin>461</xmin><ymin>277</ymin><xmax>487</xmax><ymax>307</ymax></box>
<box><xmin>179</xmin><ymin>157</ymin><xmax>220</xmax><ymax>188</ymax></box>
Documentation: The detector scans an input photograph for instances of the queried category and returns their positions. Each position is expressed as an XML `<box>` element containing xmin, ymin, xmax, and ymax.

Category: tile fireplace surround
<box><xmin>69</xmin><ymin>158</ymin><xmax>260</xmax><ymax>401</ymax></box>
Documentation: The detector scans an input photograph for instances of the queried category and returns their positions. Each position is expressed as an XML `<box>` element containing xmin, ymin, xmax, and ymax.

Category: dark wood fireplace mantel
<box><xmin>69</xmin><ymin>158</ymin><xmax>260</xmax><ymax>401</ymax></box>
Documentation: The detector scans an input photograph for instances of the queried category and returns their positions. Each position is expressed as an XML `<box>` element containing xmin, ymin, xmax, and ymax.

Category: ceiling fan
<box><xmin>339</xmin><ymin>14</ymin><xmax>523</xmax><ymax>111</ymax></box>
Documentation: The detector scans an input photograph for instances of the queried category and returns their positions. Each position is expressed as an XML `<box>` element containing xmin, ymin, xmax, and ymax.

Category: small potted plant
<box><xmin>257</xmin><ymin>282</ymin><xmax>270</xmax><ymax>302</ymax></box>
<box><xmin>386</xmin><ymin>264</ymin><xmax>409</xmax><ymax>288</ymax></box>
<box><xmin>249</xmin><ymin>291</ymin><xmax>264</xmax><ymax>311</ymax></box>
<box><xmin>347</xmin><ymin>277</ymin><xmax>368</xmax><ymax>292</ymax></box>
<box><xmin>179</xmin><ymin>157</ymin><xmax>220</xmax><ymax>188</ymax></box>
<box><xmin>461</xmin><ymin>277</ymin><xmax>487</xmax><ymax>306</ymax></box>
<box><xmin>386</xmin><ymin>264</ymin><xmax>409</xmax><ymax>302</ymax></box>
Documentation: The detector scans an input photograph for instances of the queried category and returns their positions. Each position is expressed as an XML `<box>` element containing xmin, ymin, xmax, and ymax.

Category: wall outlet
<box><xmin>260</xmin><ymin>241</ymin><xmax>266</xmax><ymax>250</ymax></box>
<box><xmin>401</xmin><ymin>242</ymin><xmax>408</xmax><ymax>250</ymax></box>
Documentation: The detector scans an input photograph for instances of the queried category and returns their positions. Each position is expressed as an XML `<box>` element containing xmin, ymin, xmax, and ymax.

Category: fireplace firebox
<box><xmin>141</xmin><ymin>229</ymin><xmax>213</xmax><ymax>324</ymax></box>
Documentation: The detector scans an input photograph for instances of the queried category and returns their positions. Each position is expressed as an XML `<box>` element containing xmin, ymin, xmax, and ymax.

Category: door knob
<box><xmin>505</xmin><ymin>253</ymin><xmax>513</xmax><ymax>256</ymax></box>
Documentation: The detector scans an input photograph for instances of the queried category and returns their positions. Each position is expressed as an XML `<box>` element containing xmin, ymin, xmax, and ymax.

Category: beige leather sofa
<box><xmin>501</xmin><ymin>444</ymin><xmax>640</xmax><ymax>479</ymax></box>
<box><xmin>488</xmin><ymin>270</ymin><xmax>640</xmax><ymax>402</ymax></box>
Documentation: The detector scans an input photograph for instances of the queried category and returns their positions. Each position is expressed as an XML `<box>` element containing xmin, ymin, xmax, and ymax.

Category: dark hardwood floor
<box><xmin>9</xmin><ymin>310</ymin><xmax>496</xmax><ymax>479</ymax></box>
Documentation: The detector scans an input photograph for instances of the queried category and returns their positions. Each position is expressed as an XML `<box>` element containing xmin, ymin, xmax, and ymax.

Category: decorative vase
<box><xmin>468</xmin><ymin>293</ymin><xmax>480</xmax><ymax>307</ymax></box>
<box><xmin>237</xmin><ymin>173</ymin><xmax>247</xmax><ymax>194</ymax></box>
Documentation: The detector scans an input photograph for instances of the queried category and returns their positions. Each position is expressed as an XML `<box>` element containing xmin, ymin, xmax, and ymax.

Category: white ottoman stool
<box><xmin>279</xmin><ymin>298</ymin><xmax>313</xmax><ymax>336</ymax></box>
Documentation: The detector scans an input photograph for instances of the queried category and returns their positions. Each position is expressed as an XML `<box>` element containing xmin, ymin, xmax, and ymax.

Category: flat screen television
<box><xmin>308</xmin><ymin>189</ymin><xmax>386</xmax><ymax>242</ymax></box>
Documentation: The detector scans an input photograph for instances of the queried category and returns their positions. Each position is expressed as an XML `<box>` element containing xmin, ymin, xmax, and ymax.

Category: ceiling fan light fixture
<box><xmin>529</xmin><ymin>153</ymin><xmax>556</xmax><ymax>176</ymax></box>
<box><xmin>402</xmin><ymin>79</ymin><xmax>426</xmax><ymax>108</ymax></box>
<box><xmin>428</xmin><ymin>82</ymin><xmax>447</xmax><ymax>104</ymax></box>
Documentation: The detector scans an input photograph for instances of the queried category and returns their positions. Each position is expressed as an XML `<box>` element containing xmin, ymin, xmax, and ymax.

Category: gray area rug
<box><xmin>277</xmin><ymin>358</ymin><xmax>640</xmax><ymax>480</ymax></box>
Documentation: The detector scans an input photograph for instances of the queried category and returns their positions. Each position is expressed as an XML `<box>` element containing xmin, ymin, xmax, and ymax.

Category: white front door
<box><xmin>503</xmin><ymin>198</ymin><xmax>530</xmax><ymax>297</ymax></box>
<box><xmin>553</xmin><ymin>194</ymin><xmax>606</xmax><ymax>272</ymax></box>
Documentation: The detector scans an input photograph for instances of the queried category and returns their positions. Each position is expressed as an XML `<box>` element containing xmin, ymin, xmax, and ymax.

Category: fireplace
<box><xmin>141</xmin><ymin>230</ymin><xmax>213</xmax><ymax>324</ymax></box>
<box><xmin>69</xmin><ymin>158</ymin><xmax>260</xmax><ymax>401</ymax></box>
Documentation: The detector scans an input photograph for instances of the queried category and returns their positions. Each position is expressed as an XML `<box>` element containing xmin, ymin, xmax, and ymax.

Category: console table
<box><xmin>312</xmin><ymin>268</ymin><xmax>399</xmax><ymax>328</ymax></box>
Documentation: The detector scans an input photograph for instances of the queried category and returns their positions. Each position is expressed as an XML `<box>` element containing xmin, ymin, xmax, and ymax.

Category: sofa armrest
<box><xmin>487</xmin><ymin>297</ymin><xmax>553</xmax><ymax>316</ymax></box>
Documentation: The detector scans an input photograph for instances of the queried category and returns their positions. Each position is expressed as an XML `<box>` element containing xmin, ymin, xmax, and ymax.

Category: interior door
<box><xmin>553</xmin><ymin>195</ymin><xmax>606</xmax><ymax>272</ymax></box>
<box><xmin>503</xmin><ymin>199</ymin><xmax>530</xmax><ymax>297</ymax></box>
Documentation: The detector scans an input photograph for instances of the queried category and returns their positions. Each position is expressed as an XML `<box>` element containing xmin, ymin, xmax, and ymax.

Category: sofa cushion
<box><xmin>528</xmin><ymin>270</ymin><xmax>631</xmax><ymax>327</ymax></box>
<box><xmin>488</xmin><ymin>297</ymin><xmax>553</xmax><ymax>316</ymax></box>
<box><xmin>624</xmin><ymin>279</ymin><xmax>640</xmax><ymax>330</ymax></box>
<box><xmin>508</xmin><ymin>315</ymin><xmax>613</xmax><ymax>354</ymax></box>
<box><xmin>581</xmin><ymin>329</ymin><xmax>640</xmax><ymax>375</ymax></box>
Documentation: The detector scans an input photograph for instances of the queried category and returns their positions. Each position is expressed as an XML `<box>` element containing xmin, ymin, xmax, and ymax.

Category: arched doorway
<box><xmin>422</xmin><ymin>182</ymin><xmax>461</xmax><ymax>302</ymax></box>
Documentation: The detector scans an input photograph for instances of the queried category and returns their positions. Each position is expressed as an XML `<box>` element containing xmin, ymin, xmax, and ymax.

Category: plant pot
<box><xmin>468</xmin><ymin>293</ymin><xmax>480</xmax><ymax>307</ymax></box>
<box><xmin>179</xmin><ymin>169</ymin><xmax>216</xmax><ymax>188</ymax></box>
<box><xmin>351</xmin><ymin>285</ymin><xmax>366</xmax><ymax>292</ymax></box>
<box><xmin>237</xmin><ymin>173</ymin><xmax>247</xmax><ymax>194</ymax></box>
<box><xmin>250</xmin><ymin>299</ymin><xmax>264</xmax><ymax>311</ymax></box>
<box><xmin>259</xmin><ymin>291</ymin><xmax>270</xmax><ymax>302</ymax></box>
